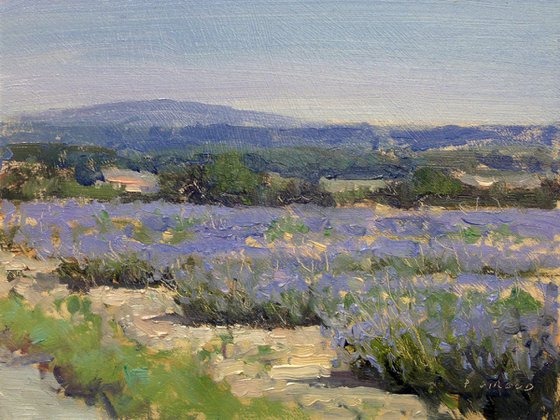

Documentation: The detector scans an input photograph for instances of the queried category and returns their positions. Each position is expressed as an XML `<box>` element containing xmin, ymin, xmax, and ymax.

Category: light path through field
<box><xmin>0</xmin><ymin>357</ymin><xmax>103</xmax><ymax>419</ymax></box>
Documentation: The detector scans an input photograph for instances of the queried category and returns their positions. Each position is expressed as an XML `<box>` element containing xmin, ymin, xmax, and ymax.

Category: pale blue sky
<box><xmin>1</xmin><ymin>0</ymin><xmax>558</xmax><ymax>124</ymax></box>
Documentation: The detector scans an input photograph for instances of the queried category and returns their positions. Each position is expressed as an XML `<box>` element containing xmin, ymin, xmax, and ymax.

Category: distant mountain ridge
<box><xmin>3</xmin><ymin>100</ymin><xmax>558</xmax><ymax>152</ymax></box>
<box><xmin>16</xmin><ymin>99</ymin><xmax>301</xmax><ymax>128</ymax></box>
<box><xmin>387</xmin><ymin>124</ymin><xmax>560</xmax><ymax>151</ymax></box>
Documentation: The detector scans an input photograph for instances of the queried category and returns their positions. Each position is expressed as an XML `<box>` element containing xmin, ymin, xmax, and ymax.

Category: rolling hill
<box><xmin>14</xmin><ymin>99</ymin><xmax>301</xmax><ymax>128</ymax></box>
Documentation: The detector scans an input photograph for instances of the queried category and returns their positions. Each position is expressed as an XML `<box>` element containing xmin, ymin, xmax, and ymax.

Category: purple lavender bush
<box><xmin>324</xmin><ymin>281</ymin><xmax>559</xmax><ymax>418</ymax></box>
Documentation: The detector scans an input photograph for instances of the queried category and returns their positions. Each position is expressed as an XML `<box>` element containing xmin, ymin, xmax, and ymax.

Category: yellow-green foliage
<box><xmin>59</xmin><ymin>180</ymin><xmax>123</xmax><ymax>200</ymax></box>
<box><xmin>265</xmin><ymin>217</ymin><xmax>310</xmax><ymax>242</ymax></box>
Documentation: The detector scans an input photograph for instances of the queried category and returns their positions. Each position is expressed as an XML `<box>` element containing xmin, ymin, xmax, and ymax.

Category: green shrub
<box><xmin>56</xmin><ymin>255</ymin><xmax>168</xmax><ymax>291</ymax></box>
<box><xmin>0</xmin><ymin>162</ymin><xmax>67</xmax><ymax>200</ymax></box>
<box><xmin>157</xmin><ymin>164</ymin><xmax>211</xmax><ymax>204</ymax></box>
<box><xmin>264</xmin><ymin>175</ymin><xmax>335</xmax><ymax>206</ymax></box>
<box><xmin>265</xmin><ymin>217</ymin><xmax>310</xmax><ymax>242</ymax></box>
<box><xmin>207</xmin><ymin>152</ymin><xmax>262</xmax><ymax>204</ymax></box>
<box><xmin>0</xmin><ymin>224</ymin><xmax>19</xmax><ymax>250</ymax></box>
<box><xmin>412</xmin><ymin>167</ymin><xmax>463</xmax><ymax>197</ymax></box>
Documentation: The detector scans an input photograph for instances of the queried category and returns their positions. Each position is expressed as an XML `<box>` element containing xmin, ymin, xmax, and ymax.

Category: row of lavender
<box><xmin>2</xmin><ymin>199</ymin><xmax>559</xmax><ymax>274</ymax></box>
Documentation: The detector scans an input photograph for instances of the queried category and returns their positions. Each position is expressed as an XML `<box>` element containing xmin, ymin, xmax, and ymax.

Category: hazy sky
<box><xmin>1</xmin><ymin>0</ymin><xmax>558</xmax><ymax>124</ymax></box>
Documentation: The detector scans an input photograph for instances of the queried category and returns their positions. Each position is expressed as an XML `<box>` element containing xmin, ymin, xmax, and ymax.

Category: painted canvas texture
<box><xmin>0</xmin><ymin>1</ymin><xmax>559</xmax><ymax>419</ymax></box>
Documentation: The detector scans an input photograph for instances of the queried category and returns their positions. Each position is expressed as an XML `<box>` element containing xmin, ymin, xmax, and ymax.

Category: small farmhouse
<box><xmin>101</xmin><ymin>167</ymin><xmax>158</xmax><ymax>193</ymax></box>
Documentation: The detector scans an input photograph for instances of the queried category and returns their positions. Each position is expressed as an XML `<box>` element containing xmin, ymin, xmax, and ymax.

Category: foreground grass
<box><xmin>0</xmin><ymin>293</ymin><xmax>304</xmax><ymax>419</ymax></box>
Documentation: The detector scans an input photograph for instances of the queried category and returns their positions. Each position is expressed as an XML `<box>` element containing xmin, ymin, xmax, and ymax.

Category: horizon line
<box><xmin>1</xmin><ymin>98</ymin><xmax>558</xmax><ymax>128</ymax></box>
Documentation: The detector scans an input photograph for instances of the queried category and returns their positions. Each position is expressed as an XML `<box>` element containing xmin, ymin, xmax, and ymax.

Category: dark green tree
<box><xmin>157</xmin><ymin>165</ymin><xmax>210</xmax><ymax>204</ymax></box>
<box><xmin>206</xmin><ymin>153</ymin><xmax>262</xmax><ymax>204</ymax></box>
<box><xmin>412</xmin><ymin>167</ymin><xmax>463</xmax><ymax>197</ymax></box>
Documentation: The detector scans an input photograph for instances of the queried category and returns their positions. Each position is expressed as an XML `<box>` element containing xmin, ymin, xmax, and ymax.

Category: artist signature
<box><xmin>464</xmin><ymin>379</ymin><xmax>534</xmax><ymax>392</ymax></box>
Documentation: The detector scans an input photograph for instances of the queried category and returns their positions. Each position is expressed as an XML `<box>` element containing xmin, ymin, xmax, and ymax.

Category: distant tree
<box><xmin>206</xmin><ymin>152</ymin><xmax>261</xmax><ymax>204</ymax></box>
<box><xmin>412</xmin><ymin>167</ymin><xmax>463</xmax><ymax>197</ymax></box>
<box><xmin>157</xmin><ymin>165</ymin><xmax>210</xmax><ymax>204</ymax></box>
<box><xmin>0</xmin><ymin>163</ymin><xmax>37</xmax><ymax>199</ymax></box>
<box><xmin>75</xmin><ymin>158</ymin><xmax>104</xmax><ymax>186</ymax></box>
<box><xmin>0</xmin><ymin>162</ymin><xmax>64</xmax><ymax>200</ymax></box>
<box><xmin>489</xmin><ymin>180</ymin><xmax>507</xmax><ymax>198</ymax></box>
<box><xmin>267</xmin><ymin>178</ymin><xmax>335</xmax><ymax>206</ymax></box>
<box><xmin>394</xmin><ymin>179</ymin><xmax>416</xmax><ymax>208</ymax></box>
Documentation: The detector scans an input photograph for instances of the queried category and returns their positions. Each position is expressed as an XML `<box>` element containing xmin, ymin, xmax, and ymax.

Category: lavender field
<box><xmin>3</xmin><ymin>199</ymin><xmax>560</xmax><ymax>276</ymax></box>
<box><xmin>1</xmin><ymin>199</ymin><xmax>560</xmax><ymax>417</ymax></box>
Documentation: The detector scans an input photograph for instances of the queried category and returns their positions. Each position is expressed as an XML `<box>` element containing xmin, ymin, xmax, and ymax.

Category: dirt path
<box><xmin>0</xmin><ymin>349</ymin><xmax>104</xmax><ymax>419</ymax></box>
<box><xmin>0</xmin><ymin>251</ymin><xmax>440</xmax><ymax>419</ymax></box>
